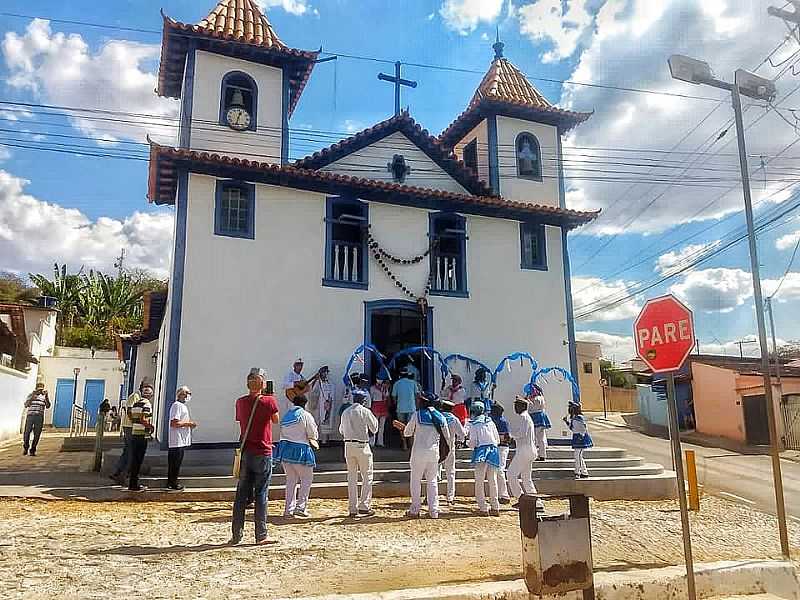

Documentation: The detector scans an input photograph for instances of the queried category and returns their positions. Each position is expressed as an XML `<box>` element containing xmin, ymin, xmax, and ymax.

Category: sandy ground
<box><xmin>0</xmin><ymin>495</ymin><xmax>798</xmax><ymax>599</ymax></box>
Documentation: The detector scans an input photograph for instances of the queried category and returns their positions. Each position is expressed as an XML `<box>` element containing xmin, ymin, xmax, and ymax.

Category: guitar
<box><xmin>285</xmin><ymin>366</ymin><xmax>328</xmax><ymax>401</ymax></box>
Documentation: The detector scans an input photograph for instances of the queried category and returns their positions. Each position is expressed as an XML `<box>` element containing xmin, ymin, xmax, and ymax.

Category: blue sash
<box><xmin>471</xmin><ymin>444</ymin><xmax>501</xmax><ymax>468</ymax></box>
<box><xmin>571</xmin><ymin>433</ymin><xmax>594</xmax><ymax>449</ymax></box>
<box><xmin>274</xmin><ymin>440</ymin><xmax>316</xmax><ymax>467</ymax></box>
<box><xmin>469</xmin><ymin>415</ymin><xmax>490</xmax><ymax>426</ymax></box>
<box><xmin>281</xmin><ymin>406</ymin><xmax>304</xmax><ymax>427</ymax></box>
<box><xmin>531</xmin><ymin>411</ymin><xmax>551</xmax><ymax>429</ymax></box>
<box><xmin>417</xmin><ymin>407</ymin><xmax>445</xmax><ymax>428</ymax></box>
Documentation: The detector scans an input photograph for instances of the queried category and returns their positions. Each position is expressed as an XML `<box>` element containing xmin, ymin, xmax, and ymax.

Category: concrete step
<box><xmin>126</xmin><ymin>471</ymin><xmax>678</xmax><ymax>502</ymax></box>
<box><xmin>454</xmin><ymin>447</ymin><xmax>627</xmax><ymax>459</ymax></box>
<box><xmin>61</xmin><ymin>435</ymin><xmax>122</xmax><ymax>452</ymax></box>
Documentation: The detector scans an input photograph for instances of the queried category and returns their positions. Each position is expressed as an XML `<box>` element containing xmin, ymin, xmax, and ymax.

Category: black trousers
<box><xmin>23</xmin><ymin>414</ymin><xmax>44</xmax><ymax>453</ymax></box>
<box><xmin>167</xmin><ymin>447</ymin><xmax>185</xmax><ymax>487</ymax></box>
<box><xmin>128</xmin><ymin>436</ymin><xmax>148</xmax><ymax>490</ymax></box>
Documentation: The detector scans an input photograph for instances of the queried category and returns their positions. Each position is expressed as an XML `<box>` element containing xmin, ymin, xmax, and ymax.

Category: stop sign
<box><xmin>634</xmin><ymin>295</ymin><xmax>695</xmax><ymax>373</ymax></box>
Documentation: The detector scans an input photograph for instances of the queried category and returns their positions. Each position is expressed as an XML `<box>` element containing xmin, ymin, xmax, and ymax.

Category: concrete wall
<box><xmin>496</xmin><ymin>116</ymin><xmax>559</xmax><ymax>206</ymax></box>
<box><xmin>38</xmin><ymin>347</ymin><xmax>125</xmax><ymax>424</ymax></box>
<box><xmin>0</xmin><ymin>363</ymin><xmax>34</xmax><ymax>442</ymax></box>
<box><xmin>322</xmin><ymin>131</ymin><xmax>470</xmax><ymax>194</ymax></box>
<box><xmin>576</xmin><ymin>340</ymin><xmax>602</xmax><ymax>409</ymax></box>
<box><xmin>637</xmin><ymin>384</ymin><xmax>667</xmax><ymax>429</ymax></box>
<box><xmin>692</xmin><ymin>362</ymin><xmax>746</xmax><ymax>443</ymax></box>
<box><xmin>453</xmin><ymin>119</ymin><xmax>489</xmax><ymax>185</ymax></box>
<box><xmin>165</xmin><ymin>172</ymin><xmax>573</xmax><ymax>444</ymax></box>
<box><xmin>189</xmin><ymin>50</ymin><xmax>283</xmax><ymax>163</ymax></box>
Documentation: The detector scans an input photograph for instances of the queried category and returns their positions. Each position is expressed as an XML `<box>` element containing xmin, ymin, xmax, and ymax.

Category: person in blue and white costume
<box><xmin>526</xmin><ymin>384</ymin><xmax>551</xmax><ymax>461</ymax></box>
<box><xmin>466</xmin><ymin>401</ymin><xmax>501</xmax><ymax>517</ymax></box>
<box><xmin>394</xmin><ymin>391</ymin><xmax>450</xmax><ymax>519</ymax></box>
<box><xmin>469</xmin><ymin>368</ymin><xmax>493</xmax><ymax>415</ymax></box>
<box><xmin>439</xmin><ymin>399</ymin><xmax>466</xmax><ymax>507</ymax></box>
<box><xmin>564</xmin><ymin>401</ymin><xmax>593</xmax><ymax>479</ymax></box>
<box><xmin>274</xmin><ymin>393</ymin><xmax>319</xmax><ymax>518</ymax></box>
<box><xmin>507</xmin><ymin>396</ymin><xmax>544</xmax><ymax>511</ymax></box>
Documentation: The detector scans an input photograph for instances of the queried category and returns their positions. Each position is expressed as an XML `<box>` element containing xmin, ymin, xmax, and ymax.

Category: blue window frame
<box><xmin>429</xmin><ymin>212</ymin><xmax>468</xmax><ymax>297</ymax></box>
<box><xmin>214</xmin><ymin>180</ymin><xmax>255</xmax><ymax>239</ymax></box>
<box><xmin>520</xmin><ymin>222</ymin><xmax>547</xmax><ymax>270</ymax></box>
<box><xmin>218</xmin><ymin>71</ymin><xmax>258</xmax><ymax>132</ymax></box>
<box><xmin>323</xmin><ymin>196</ymin><xmax>369</xmax><ymax>290</ymax></box>
<box><xmin>515</xmin><ymin>132</ymin><xmax>542</xmax><ymax>181</ymax></box>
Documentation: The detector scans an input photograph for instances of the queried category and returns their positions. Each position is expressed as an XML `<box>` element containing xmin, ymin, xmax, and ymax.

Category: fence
<box><xmin>69</xmin><ymin>404</ymin><xmax>90</xmax><ymax>437</ymax></box>
<box><xmin>782</xmin><ymin>394</ymin><xmax>800</xmax><ymax>450</ymax></box>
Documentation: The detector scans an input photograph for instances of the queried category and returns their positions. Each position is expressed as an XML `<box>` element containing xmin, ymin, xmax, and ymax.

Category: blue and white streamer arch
<box><xmin>492</xmin><ymin>352</ymin><xmax>538</xmax><ymax>385</ymax></box>
<box><xmin>386</xmin><ymin>345</ymin><xmax>449</xmax><ymax>382</ymax></box>
<box><xmin>527</xmin><ymin>366</ymin><xmax>581</xmax><ymax>403</ymax></box>
<box><xmin>342</xmin><ymin>343</ymin><xmax>390</xmax><ymax>388</ymax></box>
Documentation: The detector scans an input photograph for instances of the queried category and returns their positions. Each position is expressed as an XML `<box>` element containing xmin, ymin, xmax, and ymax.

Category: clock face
<box><xmin>226</xmin><ymin>107</ymin><xmax>251</xmax><ymax>131</ymax></box>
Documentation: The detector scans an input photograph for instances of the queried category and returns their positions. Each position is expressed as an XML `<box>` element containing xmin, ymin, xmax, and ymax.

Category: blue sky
<box><xmin>1</xmin><ymin>0</ymin><xmax>798</xmax><ymax>361</ymax></box>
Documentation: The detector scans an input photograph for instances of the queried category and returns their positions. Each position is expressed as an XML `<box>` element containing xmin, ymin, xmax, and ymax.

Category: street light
<box><xmin>72</xmin><ymin>367</ymin><xmax>81</xmax><ymax>407</ymax></box>
<box><xmin>668</xmin><ymin>55</ymin><xmax>789</xmax><ymax>559</ymax></box>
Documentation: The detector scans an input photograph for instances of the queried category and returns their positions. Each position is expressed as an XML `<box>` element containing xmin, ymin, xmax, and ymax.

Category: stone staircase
<box><xmin>102</xmin><ymin>445</ymin><xmax>676</xmax><ymax>501</ymax></box>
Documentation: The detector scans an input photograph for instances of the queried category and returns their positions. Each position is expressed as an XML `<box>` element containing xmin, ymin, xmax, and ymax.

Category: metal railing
<box><xmin>331</xmin><ymin>242</ymin><xmax>362</xmax><ymax>283</ymax></box>
<box><xmin>432</xmin><ymin>253</ymin><xmax>459</xmax><ymax>292</ymax></box>
<box><xmin>782</xmin><ymin>394</ymin><xmax>800</xmax><ymax>450</ymax></box>
<box><xmin>69</xmin><ymin>404</ymin><xmax>90</xmax><ymax>437</ymax></box>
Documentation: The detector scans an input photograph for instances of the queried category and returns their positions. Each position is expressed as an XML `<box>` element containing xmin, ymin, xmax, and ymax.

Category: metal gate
<box><xmin>782</xmin><ymin>394</ymin><xmax>800</xmax><ymax>450</ymax></box>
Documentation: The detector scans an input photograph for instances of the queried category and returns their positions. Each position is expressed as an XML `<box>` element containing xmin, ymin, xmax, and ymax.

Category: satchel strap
<box><xmin>239</xmin><ymin>395</ymin><xmax>261</xmax><ymax>453</ymax></box>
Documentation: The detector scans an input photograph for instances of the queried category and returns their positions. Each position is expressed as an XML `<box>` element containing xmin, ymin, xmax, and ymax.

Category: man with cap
<box><xmin>393</xmin><ymin>391</ymin><xmax>450</xmax><ymax>519</ymax></box>
<box><xmin>391</xmin><ymin>369</ymin><xmax>418</xmax><ymax>451</ymax></box>
<box><xmin>489</xmin><ymin>403</ymin><xmax>512</xmax><ymax>505</ymax></box>
<box><xmin>466</xmin><ymin>401</ymin><xmax>501</xmax><ymax>516</ymax></box>
<box><xmin>23</xmin><ymin>382</ymin><xmax>50</xmax><ymax>456</ymax></box>
<box><xmin>282</xmin><ymin>358</ymin><xmax>307</xmax><ymax>415</ymax></box>
<box><xmin>339</xmin><ymin>385</ymin><xmax>379</xmax><ymax>517</ymax></box>
<box><xmin>439</xmin><ymin>398</ymin><xmax>466</xmax><ymax>506</ymax></box>
<box><xmin>231</xmin><ymin>367</ymin><xmax>280</xmax><ymax>545</ymax></box>
<box><xmin>507</xmin><ymin>396</ymin><xmax>543</xmax><ymax>510</ymax></box>
<box><xmin>310</xmin><ymin>366</ymin><xmax>335</xmax><ymax>445</ymax></box>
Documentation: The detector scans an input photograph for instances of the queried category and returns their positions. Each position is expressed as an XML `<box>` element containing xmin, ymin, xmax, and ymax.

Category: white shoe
<box><xmin>294</xmin><ymin>509</ymin><xmax>310</xmax><ymax>518</ymax></box>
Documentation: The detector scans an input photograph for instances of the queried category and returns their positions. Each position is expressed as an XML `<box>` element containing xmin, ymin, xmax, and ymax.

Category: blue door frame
<box><xmin>83</xmin><ymin>379</ymin><xmax>105</xmax><ymax>428</ymax></box>
<box><xmin>53</xmin><ymin>378</ymin><xmax>75</xmax><ymax>428</ymax></box>
<box><xmin>364</xmin><ymin>299</ymin><xmax>434</xmax><ymax>392</ymax></box>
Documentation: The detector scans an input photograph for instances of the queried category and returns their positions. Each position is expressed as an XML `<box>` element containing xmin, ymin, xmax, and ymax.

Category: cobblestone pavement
<box><xmin>0</xmin><ymin>433</ymin><xmax>92</xmax><ymax>473</ymax></box>
<box><xmin>0</xmin><ymin>495</ymin><xmax>798</xmax><ymax>599</ymax></box>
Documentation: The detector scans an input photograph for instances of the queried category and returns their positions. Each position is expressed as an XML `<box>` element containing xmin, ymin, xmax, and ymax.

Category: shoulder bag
<box><xmin>232</xmin><ymin>395</ymin><xmax>261</xmax><ymax>478</ymax></box>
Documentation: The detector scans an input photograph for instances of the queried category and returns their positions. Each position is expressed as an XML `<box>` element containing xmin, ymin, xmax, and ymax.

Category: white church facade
<box><xmin>139</xmin><ymin>0</ymin><xmax>598</xmax><ymax>448</ymax></box>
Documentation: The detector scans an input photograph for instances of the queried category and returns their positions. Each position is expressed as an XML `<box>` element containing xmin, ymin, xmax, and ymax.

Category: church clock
<box><xmin>225</xmin><ymin>105</ymin><xmax>251</xmax><ymax>131</ymax></box>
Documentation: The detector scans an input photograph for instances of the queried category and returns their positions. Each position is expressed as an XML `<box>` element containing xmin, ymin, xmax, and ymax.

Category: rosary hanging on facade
<box><xmin>367</xmin><ymin>226</ymin><xmax>437</xmax><ymax>307</ymax></box>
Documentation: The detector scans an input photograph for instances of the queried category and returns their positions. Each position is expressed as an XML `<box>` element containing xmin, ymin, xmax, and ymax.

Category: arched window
<box><xmin>219</xmin><ymin>71</ymin><xmax>258</xmax><ymax>131</ymax></box>
<box><xmin>515</xmin><ymin>133</ymin><xmax>542</xmax><ymax>180</ymax></box>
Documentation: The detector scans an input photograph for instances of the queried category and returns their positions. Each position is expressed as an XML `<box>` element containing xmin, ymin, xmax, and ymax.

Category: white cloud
<box><xmin>576</xmin><ymin>330</ymin><xmax>635</xmax><ymax>361</ymax></box>
<box><xmin>258</xmin><ymin>0</ymin><xmax>312</xmax><ymax>16</ymax></box>
<box><xmin>342</xmin><ymin>119</ymin><xmax>366</xmax><ymax>134</ymax></box>
<box><xmin>561</xmin><ymin>0</ymin><xmax>797</xmax><ymax>235</ymax></box>
<box><xmin>2</xmin><ymin>19</ymin><xmax>178</xmax><ymax>145</ymax></box>
<box><xmin>427</xmin><ymin>12</ymin><xmax>436</xmax><ymax>21</ymax></box>
<box><xmin>670</xmin><ymin>268</ymin><xmax>753</xmax><ymax>313</ymax></box>
<box><xmin>518</xmin><ymin>0</ymin><xmax>594</xmax><ymax>63</ymax></box>
<box><xmin>572</xmin><ymin>276</ymin><xmax>642</xmax><ymax>322</ymax></box>
<box><xmin>0</xmin><ymin>107</ymin><xmax>33</xmax><ymax>122</ymax></box>
<box><xmin>763</xmin><ymin>273</ymin><xmax>800</xmax><ymax>302</ymax></box>
<box><xmin>440</xmin><ymin>0</ymin><xmax>504</xmax><ymax>34</ymax></box>
<box><xmin>0</xmin><ymin>170</ymin><xmax>173</xmax><ymax>278</ymax></box>
<box><xmin>776</xmin><ymin>230</ymin><xmax>800</xmax><ymax>251</ymax></box>
<box><xmin>655</xmin><ymin>241</ymin><xmax>720</xmax><ymax>275</ymax></box>
<box><xmin>0</xmin><ymin>148</ymin><xmax>11</xmax><ymax>162</ymax></box>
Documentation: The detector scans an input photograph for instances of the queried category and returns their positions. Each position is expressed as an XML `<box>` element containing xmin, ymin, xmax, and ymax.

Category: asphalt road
<box><xmin>587</xmin><ymin>415</ymin><xmax>800</xmax><ymax>522</ymax></box>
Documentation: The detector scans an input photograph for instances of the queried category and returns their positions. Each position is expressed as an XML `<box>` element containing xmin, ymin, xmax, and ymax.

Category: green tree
<box><xmin>79</xmin><ymin>271</ymin><xmax>145</xmax><ymax>336</ymax></box>
<box><xmin>0</xmin><ymin>272</ymin><xmax>38</xmax><ymax>304</ymax></box>
<box><xmin>29</xmin><ymin>263</ymin><xmax>84</xmax><ymax>331</ymax></box>
<box><xmin>600</xmin><ymin>359</ymin><xmax>632</xmax><ymax>388</ymax></box>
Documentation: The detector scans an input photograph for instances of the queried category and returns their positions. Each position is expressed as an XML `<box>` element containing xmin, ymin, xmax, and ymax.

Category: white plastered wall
<box><xmin>320</xmin><ymin>131</ymin><xmax>470</xmax><ymax>195</ymax></box>
<box><xmin>453</xmin><ymin>119</ymin><xmax>489</xmax><ymax>185</ymax></box>
<box><xmin>169</xmin><ymin>173</ymin><xmax>573</xmax><ymax>444</ymax></box>
<box><xmin>496</xmin><ymin>116</ymin><xmax>559</xmax><ymax>206</ymax></box>
<box><xmin>189</xmin><ymin>50</ymin><xmax>284</xmax><ymax>163</ymax></box>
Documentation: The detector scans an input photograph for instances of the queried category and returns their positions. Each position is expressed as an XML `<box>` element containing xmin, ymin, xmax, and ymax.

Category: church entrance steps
<box><xmin>130</xmin><ymin>471</ymin><xmax>677</xmax><ymax>502</ymax></box>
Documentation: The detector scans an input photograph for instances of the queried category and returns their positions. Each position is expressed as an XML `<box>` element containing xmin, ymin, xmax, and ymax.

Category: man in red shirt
<box><xmin>231</xmin><ymin>368</ymin><xmax>279</xmax><ymax>545</ymax></box>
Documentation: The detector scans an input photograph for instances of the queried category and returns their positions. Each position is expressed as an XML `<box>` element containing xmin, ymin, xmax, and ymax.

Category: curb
<box><xmin>273</xmin><ymin>560</ymin><xmax>799</xmax><ymax>600</ymax></box>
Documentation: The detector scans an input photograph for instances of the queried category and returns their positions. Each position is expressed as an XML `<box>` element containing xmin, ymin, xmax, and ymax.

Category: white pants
<box><xmin>410</xmin><ymin>455</ymin><xmax>440</xmax><ymax>516</ymax></box>
<box><xmin>494</xmin><ymin>446</ymin><xmax>510</xmax><ymax>500</ymax></box>
<box><xmin>474</xmin><ymin>462</ymin><xmax>499</xmax><ymax>512</ymax></box>
<box><xmin>443</xmin><ymin>448</ymin><xmax>457</xmax><ymax>502</ymax></box>
<box><xmin>344</xmin><ymin>442</ymin><xmax>373</xmax><ymax>513</ymax></box>
<box><xmin>534</xmin><ymin>427</ymin><xmax>548</xmax><ymax>459</ymax></box>
<box><xmin>574</xmin><ymin>448</ymin><xmax>588</xmax><ymax>476</ymax></box>
<box><xmin>507</xmin><ymin>446</ymin><xmax>538</xmax><ymax>499</ymax></box>
<box><xmin>283</xmin><ymin>463</ymin><xmax>314</xmax><ymax>514</ymax></box>
<box><xmin>371</xmin><ymin>416</ymin><xmax>387</xmax><ymax>447</ymax></box>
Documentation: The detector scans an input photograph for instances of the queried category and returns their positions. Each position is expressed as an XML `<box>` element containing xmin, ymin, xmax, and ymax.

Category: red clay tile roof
<box><xmin>147</xmin><ymin>142</ymin><xmax>599</xmax><ymax>228</ymax></box>
<box><xmin>293</xmin><ymin>111</ymin><xmax>495</xmax><ymax>197</ymax></box>
<box><xmin>197</xmin><ymin>0</ymin><xmax>287</xmax><ymax>49</ymax></box>
<box><xmin>156</xmin><ymin>4</ymin><xmax>318</xmax><ymax>116</ymax></box>
<box><xmin>438</xmin><ymin>56</ymin><xmax>591</xmax><ymax>149</ymax></box>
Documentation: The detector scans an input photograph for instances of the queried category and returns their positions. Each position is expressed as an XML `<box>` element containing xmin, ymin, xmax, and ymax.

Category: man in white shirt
<box><xmin>339</xmin><ymin>388</ymin><xmax>378</xmax><ymax>517</ymax></box>
<box><xmin>168</xmin><ymin>385</ymin><xmax>197</xmax><ymax>491</ymax></box>
<box><xmin>310</xmin><ymin>366</ymin><xmax>335</xmax><ymax>444</ymax></box>
<box><xmin>507</xmin><ymin>396</ymin><xmax>544</xmax><ymax>510</ymax></box>
<box><xmin>282</xmin><ymin>358</ymin><xmax>306</xmax><ymax>415</ymax></box>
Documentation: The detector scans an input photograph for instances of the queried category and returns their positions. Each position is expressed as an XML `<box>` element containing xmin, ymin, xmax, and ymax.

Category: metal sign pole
<box><xmin>666</xmin><ymin>371</ymin><xmax>696</xmax><ymax>600</ymax></box>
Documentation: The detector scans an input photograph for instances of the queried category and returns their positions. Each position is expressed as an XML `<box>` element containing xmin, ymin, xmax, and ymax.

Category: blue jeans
<box><xmin>113</xmin><ymin>427</ymin><xmax>133</xmax><ymax>476</ymax></box>
<box><xmin>232</xmin><ymin>452</ymin><xmax>273</xmax><ymax>542</ymax></box>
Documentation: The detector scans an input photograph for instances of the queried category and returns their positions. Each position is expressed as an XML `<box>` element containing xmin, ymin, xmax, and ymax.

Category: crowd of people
<box><xmin>41</xmin><ymin>354</ymin><xmax>592</xmax><ymax>545</ymax></box>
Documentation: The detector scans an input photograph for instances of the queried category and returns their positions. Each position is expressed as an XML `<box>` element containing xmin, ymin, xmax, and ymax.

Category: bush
<box><xmin>60</xmin><ymin>326</ymin><xmax>114</xmax><ymax>350</ymax></box>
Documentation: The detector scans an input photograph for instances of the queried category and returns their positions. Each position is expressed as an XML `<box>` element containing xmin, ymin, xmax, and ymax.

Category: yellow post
<box><xmin>685</xmin><ymin>449</ymin><xmax>700</xmax><ymax>511</ymax></box>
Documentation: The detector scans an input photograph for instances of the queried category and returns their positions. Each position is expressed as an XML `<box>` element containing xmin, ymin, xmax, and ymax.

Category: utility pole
<box><xmin>768</xmin><ymin>1</ymin><xmax>800</xmax><ymax>42</ymax></box>
<box><xmin>735</xmin><ymin>339</ymin><xmax>757</xmax><ymax>359</ymax></box>
<box><xmin>766</xmin><ymin>297</ymin><xmax>783</xmax><ymax>385</ymax></box>
<box><xmin>113</xmin><ymin>248</ymin><xmax>126</xmax><ymax>277</ymax></box>
<box><xmin>669</xmin><ymin>54</ymin><xmax>790</xmax><ymax>559</ymax></box>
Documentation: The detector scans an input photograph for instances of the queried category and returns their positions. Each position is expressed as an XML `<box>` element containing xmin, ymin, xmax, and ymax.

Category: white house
<box><xmin>144</xmin><ymin>0</ymin><xmax>598</xmax><ymax>448</ymax></box>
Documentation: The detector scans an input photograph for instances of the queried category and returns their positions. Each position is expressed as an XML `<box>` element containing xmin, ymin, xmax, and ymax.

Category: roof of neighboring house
<box><xmin>156</xmin><ymin>0</ymin><xmax>318</xmax><ymax>115</ymax></box>
<box><xmin>0</xmin><ymin>304</ymin><xmax>37</xmax><ymax>370</ymax></box>
<box><xmin>147</xmin><ymin>142</ymin><xmax>600</xmax><ymax>227</ymax></box>
<box><xmin>438</xmin><ymin>43</ymin><xmax>591</xmax><ymax>148</ymax></box>
<box><xmin>690</xmin><ymin>354</ymin><xmax>800</xmax><ymax>379</ymax></box>
<box><xmin>293</xmin><ymin>112</ymin><xmax>496</xmax><ymax>197</ymax></box>
<box><xmin>116</xmin><ymin>291</ymin><xmax>167</xmax><ymax>360</ymax></box>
